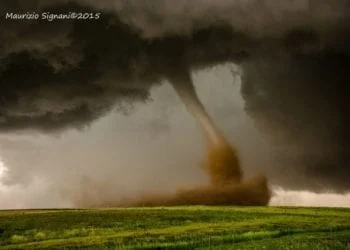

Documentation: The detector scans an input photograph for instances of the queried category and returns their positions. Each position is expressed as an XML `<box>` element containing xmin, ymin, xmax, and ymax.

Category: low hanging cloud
<box><xmin>0</xmin><ymin>0</ymin><xmax>349</xmax><ymax>194</ymax></box>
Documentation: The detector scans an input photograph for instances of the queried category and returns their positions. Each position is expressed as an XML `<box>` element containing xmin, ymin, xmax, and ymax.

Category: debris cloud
<box><xmin>125</xmin><ymin>175</ymin><xmax>270</xmax><ymax>207</ymax></box>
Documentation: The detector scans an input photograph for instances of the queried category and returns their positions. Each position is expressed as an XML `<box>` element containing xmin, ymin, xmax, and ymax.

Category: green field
<box><xmin>0</xmin><ymin>206</ymin><xmax>349</xmax><ymax>249</ymax></box>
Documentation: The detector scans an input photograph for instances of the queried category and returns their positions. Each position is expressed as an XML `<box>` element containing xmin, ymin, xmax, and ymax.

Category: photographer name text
<box><xmin>5</xmin><ymin>12</ymin><xmax>101</xmax><ymax>22</ymax></box>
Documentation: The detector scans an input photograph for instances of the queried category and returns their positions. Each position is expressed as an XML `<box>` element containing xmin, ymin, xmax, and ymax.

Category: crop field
<box><xmin>0</xmin><ymin>206</ymin><xmax>349</xmax><ymax>249</ymax></box>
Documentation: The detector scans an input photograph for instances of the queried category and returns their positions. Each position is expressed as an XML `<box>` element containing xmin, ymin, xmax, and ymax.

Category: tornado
<box><xmin>169</xmin><ymin>69</ymin><xmax>243</xmax><ymax>186</ymax></box>
<box><xmin>120</xmin><ymin>68</ymin><xmax>271</xmax><ymax>207</ymax></box>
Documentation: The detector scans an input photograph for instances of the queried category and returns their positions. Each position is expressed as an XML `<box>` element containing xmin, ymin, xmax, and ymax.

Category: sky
<box><xmin>0</xmin><ymin>0</ymin><xmax>350</xmax><ymax>208</ymax></box>
<box><xmin>1</xmin><ymin>63</ymin><xmax>349</xmax><ymax>209</ymax></box>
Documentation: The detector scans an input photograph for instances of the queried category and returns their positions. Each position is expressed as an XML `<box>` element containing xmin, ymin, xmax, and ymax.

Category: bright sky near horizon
<box><xmin>0</xmin><ymin>160</ymin><xmax>5</xmax><ymax>179</ymax></box>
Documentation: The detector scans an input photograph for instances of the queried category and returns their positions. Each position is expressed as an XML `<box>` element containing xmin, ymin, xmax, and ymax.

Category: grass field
<box><xmin>0</xmin><ymin>206</ymin><xmax>349</xmax><ymax>249</ymax></box>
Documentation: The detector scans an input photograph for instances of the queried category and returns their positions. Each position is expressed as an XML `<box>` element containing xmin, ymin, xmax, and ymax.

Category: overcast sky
<box><xmin>1</xmin><ymin>0</ymin><xmax>350</xmax><ymax>208</ymax></box>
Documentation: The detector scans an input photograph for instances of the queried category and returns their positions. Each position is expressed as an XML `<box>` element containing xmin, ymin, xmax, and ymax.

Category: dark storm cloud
<box><xmin>0</xmin><ymin>0</ymin><xmax>350</xmax><ymax>192</ymax></box>
<box><xmin>0</xmin><ymin>0</ymin><xmax>253</xmax><ymax>132</ymax></box>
